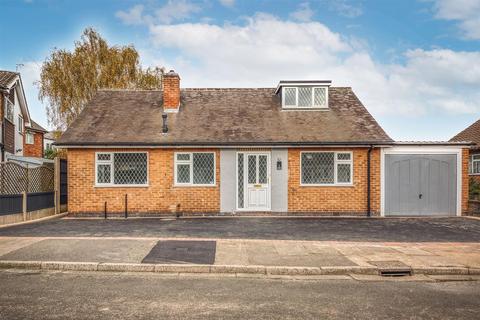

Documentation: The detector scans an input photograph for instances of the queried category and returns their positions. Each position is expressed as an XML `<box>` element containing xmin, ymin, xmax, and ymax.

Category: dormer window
<box><xmin>283</xmin><ymin>87</ymin><xmax>327</xmax><ymax>108</ymax></box>
<box><xmin>276</xmin><ymin>80</ymin><xmax>331</xmax><ymax>109</ymax></box>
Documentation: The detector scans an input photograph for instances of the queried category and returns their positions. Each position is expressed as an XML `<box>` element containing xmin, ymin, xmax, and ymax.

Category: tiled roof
<box><xmin>450</xmin><ymin>119</ymin><xmax>480</xmax><ymax>150</ymax></box>
<box><xmin>57</xmin><ymin>87</ymin><xmax>393</xmax><ymax>146</ymax></box>
<box><xmin>0</xmin><ymin>70</ymin><xmax>18</xmax><ymax>88</ymax></box>
<box><xmin>27</xmin><ymin>120</ymin><xmax>47</xmax><ymax>133</ymax></box>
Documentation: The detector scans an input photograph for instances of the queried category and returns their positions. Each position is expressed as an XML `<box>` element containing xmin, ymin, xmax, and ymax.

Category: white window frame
<box><xmin>282</xmin><ymin>86</ymin><xmax>328</xmax><ymax>109</ymax></box>
<box><xmin>25</xmin><ymin>132</ymin><xmax>34</xmax><ymax>144</ymax></box>
<box><xmin>300</xmin><ymin>151</ymin><xmax>353</xmax><ymax>186</ymax></box>
<box><xmin>174</xmin><ymin>152</ymin><xmax>216</xmax><ymax>187</ymax></box>
<box><xmin>471</xmin><ymin>154</ymin><xmax>480</xmax><ymax>175</ymax></box>
<box><xmin>18</xmin><ymin>115</ymin><xmax>23</xmax><ymax>134</ymax></box>
<box><xmin>95</xmin><ymin>151</ymin><xmax>149</xmax><ymax>187</ymax></box>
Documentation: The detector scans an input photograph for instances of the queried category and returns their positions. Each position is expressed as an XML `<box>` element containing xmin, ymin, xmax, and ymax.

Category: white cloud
<box><xmin>155</xmin><ymin>0</ymin><xmax>201</xmax><ymax>24</ymax></box>
<box><xmin>290</xmin><ymin>2</ymin><xmax>314</xmax><ymax>22</ymax></box>
<box><xmin>431</xmin><ymin>0</ymin><xmax>480</xmax><ymax>39</ymax></box>
<box><xmin>144</xmin><ymin>13</ymin><xmax>480</xmax><ymax>120</ymax></box>
<box><xmin>324</xmin><ymin>0</ymin><xmax>363</xmax><ymax>18</ymax></box>
<box><xmin>115</xmin><ymin>5</ymin><xmax>145</xmax><ymax>26</ymax></box>
<box><xmin>117</xmin><ymin>1</ymin><xmax>201</xmax><ymax>26</ymax></box>
<box><xmin>219</xmin><ymin>0</ymin><xmax>235</xmax><ymax>7</ymax></box>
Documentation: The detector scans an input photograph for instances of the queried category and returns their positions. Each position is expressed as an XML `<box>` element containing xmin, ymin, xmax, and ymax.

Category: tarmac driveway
<box><xmin>0</xmin><ymin>217</ymin><xmax>479</xmax><ymax>242</ymax></box>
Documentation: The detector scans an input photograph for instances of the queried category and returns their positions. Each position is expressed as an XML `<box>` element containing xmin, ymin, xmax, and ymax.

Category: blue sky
<box><xmin>1</xmin><ymin>0</ymin><xmax>479</xmax><ymax>140</ymax></box>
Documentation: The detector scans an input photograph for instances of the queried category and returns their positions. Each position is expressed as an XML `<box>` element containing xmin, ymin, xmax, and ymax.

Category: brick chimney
<box><xmin>163</xmin><ymin>70</ymin><xmax>180</xmax><ymax>112</ymax></box>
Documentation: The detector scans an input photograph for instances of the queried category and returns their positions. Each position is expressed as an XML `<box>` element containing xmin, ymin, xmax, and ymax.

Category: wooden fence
<box><xmin>0</xmin><ymin>158</ymin><xmax>66</xmax><ymax>224</ymax></box>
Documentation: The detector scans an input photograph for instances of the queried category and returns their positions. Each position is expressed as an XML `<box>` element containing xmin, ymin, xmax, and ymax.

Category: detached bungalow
<box><xmin>56</xmin><ymin>71</ymin><xmax>471</xmax><ymax>217</ymax></box>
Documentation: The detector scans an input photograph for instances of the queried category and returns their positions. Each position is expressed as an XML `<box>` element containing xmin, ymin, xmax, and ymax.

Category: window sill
<box><xmin>299</xmin><ymin>183</ymin><xmax>354</xmax><ymax>187</ymax></box>
<box><xmin>94</xmin><ymin>184</ymin><xmax>149</xmax><ymax>188</ymax></box>
<box><xmin>469</xmin><ymin>173</ymin><xmax>480</xmax><ymax>176</ymax></box>
<box><xmin>282</xmin><ymin>107</ymin><xmax>329</xmax><ymax>111</ymax></box>
<box><xmin>173</xmin><ymin>184</ymin><xmax>217</xmax><ymax>188</ymax></box>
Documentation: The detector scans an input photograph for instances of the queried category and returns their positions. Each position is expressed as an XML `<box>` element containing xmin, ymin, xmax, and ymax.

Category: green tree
<box><xmin>38</xmin><ymin>27</ymin><xmax>163</xmax><ymax>129</ymax></box>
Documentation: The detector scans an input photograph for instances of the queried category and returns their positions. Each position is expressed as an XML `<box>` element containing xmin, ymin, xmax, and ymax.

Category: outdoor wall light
<box><xmin>277</xmin><ymin>158</ymin><xmax>282</xmax><ymax>170</ymax></box>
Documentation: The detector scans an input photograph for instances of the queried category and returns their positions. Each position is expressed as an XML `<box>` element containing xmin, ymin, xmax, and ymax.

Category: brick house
<box><xmin>0</xmin><ymin>70</ymin><xmax>47</xmax><ymax>162</ymax></box>
<box><xmin>56</xmin><ymin>71</ymin><xmax>471</xmax><ymax>217</ymax></box>
<box><xmin>451</xmin><ymin>119</ymin><xmax>480</xmax><ymax>184</ymax></box>
<box><xmin>24</xmin><ymin>120</ymin><xmax>48</xmax><ymax>158</ymax></box>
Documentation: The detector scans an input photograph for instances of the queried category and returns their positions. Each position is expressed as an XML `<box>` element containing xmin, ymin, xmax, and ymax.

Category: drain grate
<box><xmin>368</xmin><ymin>260</ymin><xmax>413</xmax><ymax>277</ymax></box>
<box><xmin>379</xmin><ymin>270</ymin><xmax>412</xmax><ymax>277</ymax></box>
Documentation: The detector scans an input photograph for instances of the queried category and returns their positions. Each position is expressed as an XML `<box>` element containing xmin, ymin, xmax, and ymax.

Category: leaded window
<box><xmin>471</xmin><ymin>154</ymin><xmax>480</xmax><ymax>174</ymax></box>
<box><xmin>301</xmin><ymin>152</ymin><xmax>353</xmax><ymax>185</ymax></box>
<box><xmin>237</xmin><ymin>153</ymin><xmax>244</xmax><ymax>209</ymax></box>
<box><xmin>25</xmin><ymin>132</ymin><xmax>34</xmax><ymax>144</ymax></box>
<box><xmin>5</xmin><ymin>99</ymin><xmax>14</xmax><ymax>122</ymax></box>
<box><xmin>95</xmin><ymin>152</ymin><xmax>148</xmax><ymax>186</ymax></box>
<box><xmin>175</xmin><ymin>152</ymin><xmax>215</xmax><ymax>185</ymax></box>
<box><xmin>282</xmin><ymin>87</ymin><xmax>328</xmax><ymax>108</ymax></box>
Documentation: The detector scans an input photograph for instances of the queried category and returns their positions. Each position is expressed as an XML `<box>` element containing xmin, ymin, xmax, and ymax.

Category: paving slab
<box><xmin>244</xmin><ymin>241</ymin><xmax>357</xmax><ymax>267</ymax></box>
<box><xmin>0</xmin><ymin>237</ymin><xmax>45</xmax><ymax>256</ymax></box>
<box><xmin>0</xmin><ymin>239</ymin><xmax>157</xmax><ymax>263</ymax></box>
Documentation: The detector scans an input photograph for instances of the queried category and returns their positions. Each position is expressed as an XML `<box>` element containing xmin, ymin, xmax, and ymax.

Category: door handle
<box><xmin>419</xmin><ymin>194</ymin><xmax>423</xmax><ymax>199</ymax></box>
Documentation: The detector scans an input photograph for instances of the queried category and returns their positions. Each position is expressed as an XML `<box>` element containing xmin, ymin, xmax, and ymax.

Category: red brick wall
<box><xmin>287</xmin><ymin>148</ymin><xmax>381</xmax><ymax>215</ymax></box>
<box><xmin>23</xmin><ymin>131</ymin><xmax>44</xmax><ymax>158</ymax></box>
<box><xmin>462</xmin><ymin>148</ymin><xmax>470</xmax><ymax>214</ymax></box>
<box><xmin>163</xmin><ymin>72</ymin><xmax>180</xmax><ymax>110</ymax></box>
<box><xmin>68</xmin><ymin>148</ymin><xmax>220</xmax><ymax>215</ymax></box>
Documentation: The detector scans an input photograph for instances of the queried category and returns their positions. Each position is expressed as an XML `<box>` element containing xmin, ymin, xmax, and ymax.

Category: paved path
<box><xmin>1</xmin><ymin>237</ymin><xmax>479</xmax><ymax>270</ymax></box>
<box><xmin>0</xmin><ymin>270</ymin><xmax>478</xmax><ymax>319</ymax></box>
<box><xmin>0</xmin><ymin>217</ymin><xmax>479</xmax><ymax>242</ymax></box>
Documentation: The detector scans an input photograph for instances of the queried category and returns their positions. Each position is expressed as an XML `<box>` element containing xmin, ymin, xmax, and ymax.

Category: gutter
<box><xmin>54</xmin><ymin>141</ymin><xmax>396</xmax><ymax>148</ymax></box>
<box><xmin>54</xmin><ymin>140</ymin><xmax>475</xmax><ymax>148</ymax></box>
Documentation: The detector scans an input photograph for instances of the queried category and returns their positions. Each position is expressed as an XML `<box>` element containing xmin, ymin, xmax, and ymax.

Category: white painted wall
<box><xmin>220</xmin><ymin>149</ymin><xmax>236</xmax><ymax>212</ymax></box>
<box><xmin>271</xmin><ymin>149</ymin><xmax>288</xmax><ymax>212</ymax></box>
<box><xmin>12</xmin><ymin>87</ymin><xmax>23</xmax><ymax>156</ymax></box>
<box><xmin>220</xmin><ymin>148</ymin><xmax>289</xmax><ymax>212</ymax></box>
<box><xmin>44</xmin><ymin>137</ymin><xmax>55</xmax><ymax>150</ymax></box>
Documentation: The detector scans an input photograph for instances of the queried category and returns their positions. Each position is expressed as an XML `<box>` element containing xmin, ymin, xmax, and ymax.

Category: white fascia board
<box><xmin>275</xmin><ymin>81</ymin><xmax>332</xmax><ymax>94</ymax></box>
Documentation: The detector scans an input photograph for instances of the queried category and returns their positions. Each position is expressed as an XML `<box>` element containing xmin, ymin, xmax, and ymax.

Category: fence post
<box><xmin>25</xmin><ymin>163</ymin><xmax>29</xmax><ymax>194</ymax></box>
<box><xmin>54</xmin><ymin>157</ymin><xmax>60</xmax><ymax>214</ymax></box>
<box><xmin>22</xmin><ymin>191</ymin><xmax>27</xmax><ymax>221</ymax></box>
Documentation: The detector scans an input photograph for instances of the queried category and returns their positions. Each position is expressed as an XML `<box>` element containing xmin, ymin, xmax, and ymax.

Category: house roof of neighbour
<box><xmin>27</xmin><ymin>120</ymin><xmax>48</xmax><ymax>133</ymax></box>
<box><xmin>56</xmin><ymin>87</ymin><xmax>394</xmax><ymax>146</ymax></box>
<box><xmin>0</xmin><ymin>70</ymin><xmax>19</xmax><ymax>88</ymax></box>
<box><xmin>450</xmin><ymin>119</ymin><xmax>480</xmax><ymax>150</ymax></box>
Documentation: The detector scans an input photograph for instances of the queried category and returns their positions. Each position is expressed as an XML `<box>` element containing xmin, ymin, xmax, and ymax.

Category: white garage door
<box><xmin>385</xmin><ymin>154</ymin><xmax>457</xmax><ymax>216</ymax></box>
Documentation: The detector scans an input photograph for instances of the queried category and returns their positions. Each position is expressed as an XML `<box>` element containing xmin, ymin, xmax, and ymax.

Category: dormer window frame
<box><xmin>281</xmin><ymin>86</ymin><xmax>329</xmax><ymax>109</ymax></box>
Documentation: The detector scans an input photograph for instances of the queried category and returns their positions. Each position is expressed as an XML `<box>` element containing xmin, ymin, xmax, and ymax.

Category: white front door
<box><xmin>241</xmin><ymin>153</ymin><xmax>271</xmax><ymax>211</ymax></box>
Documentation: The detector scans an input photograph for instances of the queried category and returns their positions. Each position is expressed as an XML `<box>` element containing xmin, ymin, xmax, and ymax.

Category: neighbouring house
<box><xmin>44</xmin><ymin>131</ymin><xmax>57</xmax><ymax>151</ymax></box>
<box><xmin>56</xmin><ymin>70</ymin><xmax>471</xmax><ymax>217</ymax></box>
<box><xmin>0</xmin><ymin>70</ymin><xmax>48</xmax><ymax>164</ymax></box>
<box><xmin>24</xmin><ymin>120</ymin><xmax>47</xmax><ymax>158</ymax></box>
<box><xmin>451</xmin><ymin>119</ymin><xmax>480</xmax><ymax>184</ymax></box>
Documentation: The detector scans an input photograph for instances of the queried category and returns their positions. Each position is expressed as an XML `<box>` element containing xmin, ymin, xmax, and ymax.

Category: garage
<box><xmin>382</xmin><ymin>147</ymin><xmax>462</xmax><ymax>216</ymax></box>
